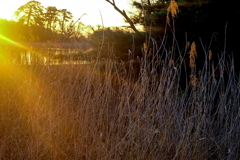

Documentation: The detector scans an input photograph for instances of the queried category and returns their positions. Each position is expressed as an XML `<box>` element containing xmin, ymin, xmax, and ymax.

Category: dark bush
<box><xmin>89</xmin><ymin>27</ymin><xmax>146</xmax><ymax>61</ymax></box>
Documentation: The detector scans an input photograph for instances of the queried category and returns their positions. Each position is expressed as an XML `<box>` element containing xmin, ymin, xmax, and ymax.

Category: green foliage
<box><xmin>129</xmin><ymin>0</ymin><xmax>169</xmax><ymax>31</ymax></box>
<box><xmin>129</xmin><ymin>0</ymin><xmax>239</xmax><ymax>34</ymax></box>
<box><xmin>128</xmin><ymin>0</ymin><xmax>240</xmax><ymax>60</ymax></box>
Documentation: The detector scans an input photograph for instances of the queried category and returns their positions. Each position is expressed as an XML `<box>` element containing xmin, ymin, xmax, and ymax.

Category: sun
<box><xmin>0</xmin><ymin>9</ymin><xmax>13</xmax><ymax>20</ymax></box>
<box><xmin>0</xmin><ymin>1</ymin><xmax>21</xmax><ymax>20</ymax></box>
<box><xmin>0</xmin><ymin>0</ymin><xmax>31</xmax><ymax>20</ymax></box>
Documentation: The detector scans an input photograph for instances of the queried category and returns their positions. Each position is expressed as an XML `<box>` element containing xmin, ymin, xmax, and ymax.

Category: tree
<box><xmin>128</xmin><ymin>0</ymin><xmax>240</xmax><ymax>73</ymax></box>
<box><xmin>45</xmin><ymin>6</ymin><xmax>59</xmax><ymax>31</ymax></box>
<box><xmin>105</xmin><ymin>0</ymin><xmax>139</xmax><ymax>33</ymax></box>
<box><xmin>129</xmin><ymin>0</ymin><xmax>180</xmax><ymax>33</ymax></box>
<box><xmin>58</xmin><ymin>9</ymin><xmax>73</xmax><ymax>34</ymax></box>
<box><xmin>14</xmin><ymin>0</ymin><xmax>45</xmax><ymax>28</ymax></box>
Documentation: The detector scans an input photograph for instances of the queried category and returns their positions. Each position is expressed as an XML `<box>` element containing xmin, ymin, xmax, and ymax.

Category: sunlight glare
<box><xmin>0</xmin><ymin>34</ymin><xmax>27</xmax><ymax>49</ymax></box>
<box><xmin>0</xmin><ymin>7</ymin><xmax>13</xmax><ymax>20</ymax></box>
<box><xmin>0</xmin><ymin>0</ymin><xmax>27</xmax><ymax>20</ymax></box>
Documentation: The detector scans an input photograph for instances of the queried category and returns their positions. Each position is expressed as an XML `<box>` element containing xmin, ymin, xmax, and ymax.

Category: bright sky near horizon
<box><xmin>0</xmin><ymin>0</ymin><xmax>134</xmax><ymax>27</ymax></box>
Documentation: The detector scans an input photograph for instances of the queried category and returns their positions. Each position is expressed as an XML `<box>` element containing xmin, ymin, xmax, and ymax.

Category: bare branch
<box><xmin>105</xmin><ymin>0</ymin><xmax>139</xmax><ymax>33</ymax></box>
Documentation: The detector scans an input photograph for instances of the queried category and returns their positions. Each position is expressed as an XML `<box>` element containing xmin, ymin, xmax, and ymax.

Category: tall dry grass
<box><xmin>0</xmin><ymin>36</ymin><xmax>240</xmax><ymax>159</ymax></box>
<box><xmin>1</xmin><ymin>1</ymin><xmax>240</xmax><ymax>158</ymax></box>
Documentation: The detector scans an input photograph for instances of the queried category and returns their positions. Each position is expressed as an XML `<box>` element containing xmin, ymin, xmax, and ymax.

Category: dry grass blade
<box><xmin>209</xmin><ymin>50</ymin><xmax>212</xmax><ymax>60</ymax></box>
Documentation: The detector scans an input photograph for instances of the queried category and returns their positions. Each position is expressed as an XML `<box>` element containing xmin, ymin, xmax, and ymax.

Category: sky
<box><xmin>0</xmin><ymin>0</ymin><xmax>134</xmax><ymax>27</ymax></box>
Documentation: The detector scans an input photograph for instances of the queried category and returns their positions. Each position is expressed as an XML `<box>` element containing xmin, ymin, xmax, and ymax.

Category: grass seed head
<box><xmin>167</xmin><ymin>0</ymin><xmax>179</xmax><ymax>26</ymax></box>
<box><xmin>189</xmin><ymin>74</ymin><xmax>200</xmax><ymax>87</ymax></box>
<box><xmin>188</xmin><ymin>42</ymin><xmax>197</xmax><ymax>68</ymax></box>
<box><xmin>143</xmin><ymin>43</ymin><xmax>147</xmax><ymax>53</ymax></box>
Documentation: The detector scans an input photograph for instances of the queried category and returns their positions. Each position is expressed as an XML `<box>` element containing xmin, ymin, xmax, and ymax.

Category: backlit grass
<box><xmin>0</xmin><ymin>37</ymin><xmax>239</xmax><ymax>159</ymax></box>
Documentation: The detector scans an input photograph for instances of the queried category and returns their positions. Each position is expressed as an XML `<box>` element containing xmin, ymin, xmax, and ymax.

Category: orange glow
<box><xmin>0</xmin><ymin>34</ymin><xmax>78</xmax><ymax>157</ymax></box>
<box><xmin>0</xmin><ymin>34</ymin><xmax>27</xmax><ymax>48</ymax></box>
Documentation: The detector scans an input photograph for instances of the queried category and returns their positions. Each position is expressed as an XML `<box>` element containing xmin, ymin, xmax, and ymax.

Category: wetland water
<box><xmin>0</xmin><ymin>42</ymin><xmax>91</xmax><ymax>65</ymax></box>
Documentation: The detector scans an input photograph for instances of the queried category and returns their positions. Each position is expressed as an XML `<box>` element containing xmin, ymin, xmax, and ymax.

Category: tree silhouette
<box><xmin>105</xmin><ymin>0</ymin><xmax>139</xmax><ymax>33</ymax></box>
<box><xmin>45</xmin><ymin>6</ymin><xmax>59</xmax><ymax>32</ymax></box>
<box><xmin>58</xmin><ymin>9</ymin><xmax>73</xmax><ymax>34</ymax></box>
<box><xmin>14</xmin><ymin>0</ymin><xmax>44</xmax><ymax>28</ymax></box>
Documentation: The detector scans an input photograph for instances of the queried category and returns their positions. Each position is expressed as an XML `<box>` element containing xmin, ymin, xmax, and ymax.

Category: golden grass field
<box><xmin>1</xmin><ymin>2</ymin><xmax>239</xmax><ymax>157</ymax></box>
<box><xmin>0</xmin><ymin>41</ymin><xmax>240</xmax><ymax>159</ymax></box>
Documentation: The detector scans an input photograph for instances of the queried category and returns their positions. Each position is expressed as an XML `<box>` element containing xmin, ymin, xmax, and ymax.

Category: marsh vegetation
<box><xmin>1</xmin><ymin>0</ymin><xmax>240</xmax><ymax>159</ymax></box>
<box><xmin>1</xmin><ymin>31</ymin><xmax>240</xmax><ymax>160</ymax></box>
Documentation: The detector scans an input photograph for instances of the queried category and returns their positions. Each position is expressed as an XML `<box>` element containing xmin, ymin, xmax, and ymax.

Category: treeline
<box><xmin>1</xmin><ymin>18</ymin><xmax>60</xmax><ymax>42</ymax></box>
<box><xmin>0</xmin><ymin>0</ymin><xmax>92</xmax><ymax>42</ymax></box>
<box><xmin>1</xmin><ymin>0</ymin><xmax>240</xmax><ymax>62</ymax></box>
<box><xmin>0</xmin><ymin>18</ymin><xmax>93</xmax><ymax>42</ymax></box>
